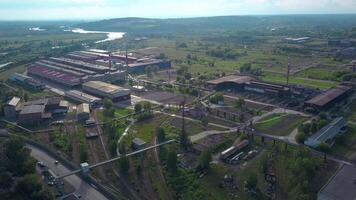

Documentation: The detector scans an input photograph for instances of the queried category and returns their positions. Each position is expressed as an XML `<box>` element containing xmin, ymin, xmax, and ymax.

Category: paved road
<box><xmin>28</xmin><ymin>145</ymin><xmax>109</xmax><ymax>200</ymax></box>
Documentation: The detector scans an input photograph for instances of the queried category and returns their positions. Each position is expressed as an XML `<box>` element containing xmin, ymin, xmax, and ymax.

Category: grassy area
<box><xmin>114</xmin><ymin>107</ymin><xmax>133</xmax><ymax>118</ymax></box>
<box><xmin>262</xmin><ymin>71</ymin><xmax>338</xmax><ymax>89</ymax></box>
<box><xmin>130</xmin><ymin>114</ymin><xmax>169</xmax><ymax>142</ymax></box>
<box><xmin>0</xmin><ymin>65</ymin><xmax>26</xmax><ymax>80</ymax></box>
<box><xmin>330</xmin><ymin>125</ymin><xmax>356</xmax><ymax>160</ymax></box>
<box><xmin>350</xmin><ymin>100</ymin><xmax>356</xmax><ymax>122</ymax></box>
<box><xmin>254</xmin><ymin>113</ymin><xmax>308</xmax><ymax>136</ymax></box>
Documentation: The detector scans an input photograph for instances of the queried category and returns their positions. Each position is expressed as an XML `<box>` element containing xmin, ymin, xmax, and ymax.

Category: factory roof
<box><xmin>305</xmin><ymin>117</ymin><xmax>347</xmax><ymax>147</ymax></box>
<box><xmin>65</xmin><ymin>90</ymin><xmax>101</xmax><ymax>103</ymax></box>
<box><xmin>20</xmin><ymin>104</ymin><xmax>45</xmax><ymax>115</ymax></box>
<box><xmin>83</xmin><ymin>81</ymin><xmax>127</xmax><ymax>94</ymax></box>
<box><xmin>50</xmin><ymin>57</ymin><xmax>110</xmax><ymax>71</ymax></box>
<box><xmin>6</xmin><ymin>97</ymin><xmax>21</xmax><ymax>107</ymax></box>
<box><xmin>35</xmin><ymin>62</ymin><xmax>85</xmax><ymax>77</ymax></box>
<box><xmin>305</xmin><ymin>85</ymin><xmax>352</xmax><ymax>107</ymax></box>
<box><xmin>318</xmin><ymin>164</ymin><xmax>356</xmax><ymax>200</ymax></box>
<box><xmin>40</xmin><ymin>60</ymin><xmax>96</xmax><ymax>75</ymax></box>
<box><xmin>28</xmin><ymin>65</ymin><xmax>81</xmax><ymax>86</ymax></box>
<box><xmin>247</xmin><ymin>81</ymin><xmax>290</xmax><ymax>91</ymax></box>
<box><xmin>10</xmin><ymin>73</ymin><xmax>31</xmax><ymax>82</ymax></box>
<box><xmin>206</xmin><ymin>75</ymin><xmax>254</xmax><ymax>85</ymax></box>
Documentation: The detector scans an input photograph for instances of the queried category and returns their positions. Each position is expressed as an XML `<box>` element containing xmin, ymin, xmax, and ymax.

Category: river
<box><xmin>71</xmin><ymin>28</ymin><xmax>125</xmax><ymax>43</ymax></box>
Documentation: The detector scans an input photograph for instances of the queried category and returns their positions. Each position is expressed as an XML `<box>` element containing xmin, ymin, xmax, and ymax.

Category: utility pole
<box><xmin>180</xmin><ymin>96</ymin><xmax>188</xmax><ymax>150</ymax></box>
<box><xmin>286</xmin><ymin>57</ymin><xmax>290</xmax><ymax>85</ymax></box>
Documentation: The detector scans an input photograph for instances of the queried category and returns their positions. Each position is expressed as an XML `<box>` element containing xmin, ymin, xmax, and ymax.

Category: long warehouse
<box><xmin>82</xmin><ymin>81</ymin><xmax>131</xmax><ymax>102</ymax></box>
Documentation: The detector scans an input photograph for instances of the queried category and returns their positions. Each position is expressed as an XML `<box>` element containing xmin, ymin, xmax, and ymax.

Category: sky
<box><xmin>1</xmin><ymin>0</ymin><xmax>356</xmax><ymax>20</ymax></box>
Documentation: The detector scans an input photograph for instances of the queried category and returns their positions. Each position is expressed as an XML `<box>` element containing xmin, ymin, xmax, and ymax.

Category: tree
<box><xmin>134</xmin><ymin>103</ymin><xmax>142</xmax><ymax>113</ymax></box>
<box><xmin>146</xmin><ymin>66</ymin><xmax>153</xmax><ymax>78</ymax></box>
<box><xmin>209</xmin><ymin>92</ymin><xmax>224</xmax><ymax>104</ymax></box>
<box><xmin>245</xmin><ymin>172</ymin><xmax>258</xmax><ymax>190</ymax></box>
<box><xmin>166</xmin><ymin>148</ymin><xmax>177</xmax><ymax>173</ymax></box>
<box><xmin>103</xmin><ymin>98</ymin><xmax>113</xmax><ymax>110</ymax></box>
<box><xmin>31</xmin><ymin>188</ymin><xmax>54</xmax><ymax>200</ymax></box>
<box><xmin>317</xmin><ymin>143</ymin><xmax>331</xmax><ymax>162</ymax></box>
<box><xmin>157</xmin><ymin>127</ymin><xmax>166</xmax><ymax>143</ymax></box>
<box><xmin>15</xmin><ymin>174</ymin><xmax>42</xmax><ymax>196</ymax></box>
<box><xmin>119</xmin><ymin>157</ymin><xmax>130</xmax><ymax>174</ymax></box>
<box><xmin>201</xmin><ymin>117</ymin><xmax>208</xmax><ymax>127</ymax></box>
<box><xmin>319</xmin><ymin>112</ymin><xmax>327</xmax><ymax>120</ymax></box>
<box><xmin>198</xmin><ymin>150</ymin><xmax>212</xmax><ymax>170</ymax></box>
<box><xmin>0</xmin><ymin>172</ymin><xmax>13</xmax><ymax>190</ymax></box>
<box><xmin>235</xmin><ymin>98</ymin><xmax>245</xmax><ymax>110</ymax></box>
<box><xmin>240</xmin><ymin>63</ymin><xmax>252</xmax><ymax>73</ymax></box>
<box><xmin>295</xmin><ymin>132</ymin><xmax>307</xmax><ymax>144</ymax></box>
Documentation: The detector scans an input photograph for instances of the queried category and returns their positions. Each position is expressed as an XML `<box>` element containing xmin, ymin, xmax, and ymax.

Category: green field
<box><xmin>262</xmin><ymin>71</ymin><xmax>338</xmax><ymax>89</ymax></box>
<box><xmin>254</xmin><ymin>113</ymin><xmax>308</xmax><ymax>136</ymax></box>
<box><xmin>330</xmin><ymin>125</ymin><xmax>356</xmax><ymax>160</ymax></box>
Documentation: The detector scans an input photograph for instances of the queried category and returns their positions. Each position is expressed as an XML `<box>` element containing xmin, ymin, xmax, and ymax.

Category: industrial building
<box><xmin>82</xmin><ymin>81</ymin><xmax>130</xmax><ymax>102</ymax></box>
<box><xmin>18</xmin><ymin>104</ymin><xmax>50</xmax><ymax>125</ymax></box>
<box><xmin>49</xmin><ymin>57</ymin><xmax>111</xmax><ymax>73</ymax></box>
<box><xmin>77</xmin><ymin>103</ymin><xmax>90</xmax><ymax>121</ymax></box>
<box><xmin>206</xmin><ymin>75</ymin><xmax>254</xmax><ymax>90</ymax></box>
<box><xmin>65</xmin><ymin>90</ymin><xmax>102</xmax><ymax>107</ymax></box>
<box><xmin>4</xmin><ymin>97</ymin><xmax>21</xmax><ymax>119</ymax></box>
<box><xmin>318</xmin><ymin>164</ymin><xmax>356</xmax><ymax>200</ymax></box>
<box><xmin>305</xmin><ymin>85</ymin><xmax>353</xmax><ymax>112</ymax></box>
<box><xmin>9</xmin><ymin>73</ymin><xmax>45</xmax><ymax>90</ymax></box>
<box><xmin>28</xmin><ymin>65</ymin><xmax>81</xmax><ymax>87</ymax></box>
<box><xmin>127</xmin><ymin>59</ymin><xmax>172</xmax><ymax>73</ymax></box>
<box><xmin>206</xmin><ymin>75</ymin><xmax>291</xmax><ymax>96</ymax></box>
<box><xmin>24</xmin><ymin>97</ymin><xmax>69</xmax><ymax>114</ymax></box>
<box><xmin>304</xmin><ymin>117</ymin><xmax>347</xmax><ymax>148</ymax></box>
<box><xmin>245</xmin><ymin>81</ymin><xmax>290</xmax><ymax>96</ymax></box>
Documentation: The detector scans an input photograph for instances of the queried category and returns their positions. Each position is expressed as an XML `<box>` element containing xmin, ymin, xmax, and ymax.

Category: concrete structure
<box><xmin>304</xmin><ymin>117</ymin><xmax>347</xmax><ymax>148</ymax></box>
<box><xmin>220</xmin><ymin>139</ymin><xmax>249</xmax><ymax>160</ymax></box>
<box><xmin>305</xmin><ymin>85</ymin><xmax>353</xmax><ymax>112</ymax></box>
<box><xmin>318</xmin><ymin>164</ymin><xmax>356</xmax><ymax>200</ymax></box>
<box><xmin>77</xmin><ymin>103</ymin><xmax>90</xmax><ymax>121</ymax></box>
<box><xmin>82</xmin><ymin>81</ymin><xmax>130</xmax><ymax>103</ymax></box>
<box><xmin>4</xmin><ymin>97</ymin><xmax>21</xmax><ymax>119</ymax></box>
<box><xmin>132</xmin><ymin>137</ymin><xmax>146</xmax><ymax>150</ymax></box>
<box><xmin>65</xmin><ymin>90</ymin><xmax>102</xmax><ymax>107</ymax></box>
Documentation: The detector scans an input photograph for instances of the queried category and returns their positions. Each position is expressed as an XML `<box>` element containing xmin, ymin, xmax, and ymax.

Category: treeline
<box><xmin>0</xmin><ymin>137</ymin><xmax>53</xmax><ymax>200</ymax></box>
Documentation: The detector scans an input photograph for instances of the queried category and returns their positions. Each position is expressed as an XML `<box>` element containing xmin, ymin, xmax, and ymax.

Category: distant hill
<box><xmin>78</xmin><ymin>15</ymin><xmax>356</xmax><ymax>35</ymax></box>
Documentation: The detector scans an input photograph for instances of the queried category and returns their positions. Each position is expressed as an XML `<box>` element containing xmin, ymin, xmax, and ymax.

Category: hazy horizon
<box><xmin>1</xmin><ymin>0</ymin><xmax>356</xmax><ymax>21</ymax></box>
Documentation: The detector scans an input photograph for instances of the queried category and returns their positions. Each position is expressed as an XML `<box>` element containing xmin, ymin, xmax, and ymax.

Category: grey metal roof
<box><xmin>20</xmin><ymin>104</ymin><xmax>45</xmax><ymax>114</ymax></box>
<box><xmin>305</xmin><ymin>117</ymin><xmax>347</xmax><ymax>147</ymax></box>
<box><xmin>318</xmin><ymin>164</ymin><xmax>356</xmax><ymax>200</ymax></box>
